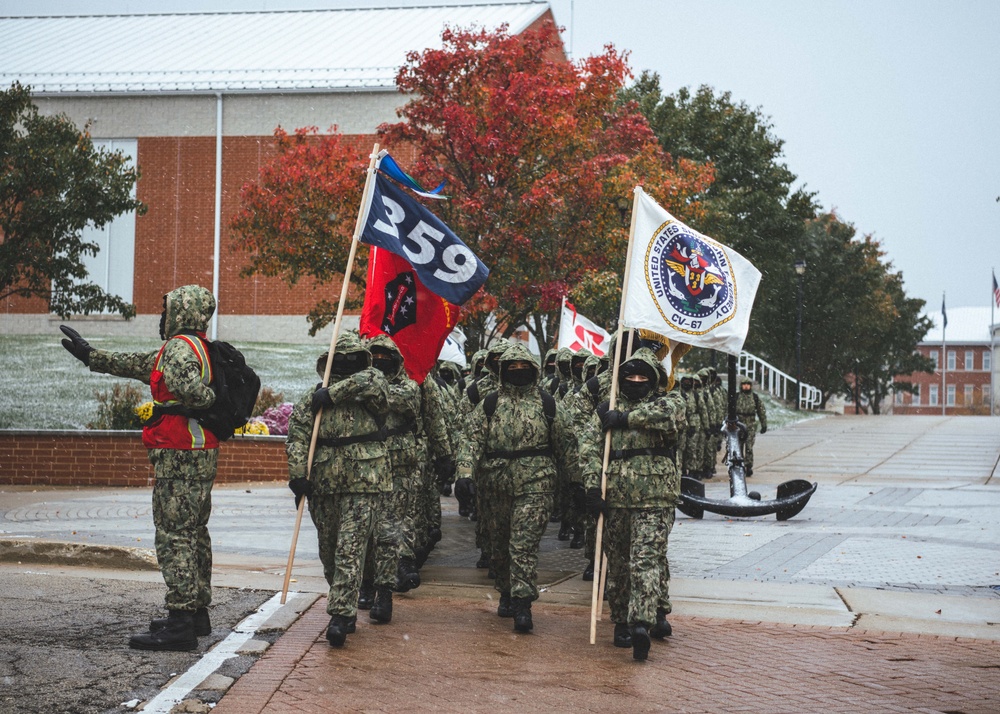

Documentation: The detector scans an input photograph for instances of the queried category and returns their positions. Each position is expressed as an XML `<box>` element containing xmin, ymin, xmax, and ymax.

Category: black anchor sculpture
<box><xmin>677</xmin><ymin>355</ymin><xmax>817</xmax><ymax>521</ymax></box>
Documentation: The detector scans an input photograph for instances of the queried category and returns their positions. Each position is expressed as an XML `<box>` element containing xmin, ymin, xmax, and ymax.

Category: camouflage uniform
<box><xmin>456</xmin><ymin>343</ymin><xmax>574</xmax><ymax>631</ymax></box>
<box><xmin>678</xmin><ymin>375</ymin><xmax>698</xmax><ymax>477</ymax></box>
<box><xmin>286</xmin><ymin>332</ymin><xmax>390</xmax><ymax>628</ymax></box>
<box><xmin>361</xmin><ymin>335</ymin><xmax>423</xmax><ymax>595</ymax></box>
<box><xmin>413</xmin><ymin>374</ymin><xmax>452</xmax><ymax>563</ymax></box>
<box><xmin>580</xmin><ymin>348</ymin><xmax>685</xmax><ymax>657</ymax></box>
<box><xmin>540</xmin><ymin>348</ymin><xmax>559</xmax><ymax>394</ymax></box>
<box><xmin>87</xmin><ymin>285</ymin><xmax>218</xmax><ymax>617</ymax></box>
<box><xmin>552</xmin><ymin>347</ymin><xmax>574</xmax><ymax>399</ymax></box>
<box><xmin>735</xmin><ymin>377</ymin><xmax>767</xmax><ymax>475</ymax></box>
<box><xmin>697</xmin><ymin>368</ymin><xmax>722</xmax><ymax>477</ymax></box>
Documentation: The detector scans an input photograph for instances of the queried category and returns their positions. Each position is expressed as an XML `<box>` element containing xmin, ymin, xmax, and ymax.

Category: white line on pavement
<box><xmin>140</xmin><ymin>591</ymin><xmax>291</xmax><ymax>713</ymax></box>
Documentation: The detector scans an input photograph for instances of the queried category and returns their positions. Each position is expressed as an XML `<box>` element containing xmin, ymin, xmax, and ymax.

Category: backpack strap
<box><xmin>585</xmin><ymin>376</ymin><xmax>601</xmax><ymax>408</ymax></box>
<box><xmin>467</xmin><ymin>381</ymin><xmax>481</xmax><ymax>406</ymax></box>
<box><xmin>483</xmin><ymin>390</ymin><xmax>499</xmax><ymax>420</ymax></box>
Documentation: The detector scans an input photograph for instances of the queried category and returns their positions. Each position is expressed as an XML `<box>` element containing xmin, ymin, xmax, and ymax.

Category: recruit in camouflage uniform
<box><xmin>541</xmin><ymin>347</ymin><xmax>559</xmax><ymax>395</ymax></box>
<box><xmin>286</xmin><ymin>332</ymin><xmax>390</xmax><ymax>647</ymax></box>
<box><xmin>580</xmin><ymin>347</ymin><xmax>686</xmax><ymax>661</ymax></box>
<box><xmin>412</xmin><ymin>373</ymin><xmax>454</xmax><ymax>566</ymax></box>
<box><xmin>456</xmin><ymin>343</ymin><xmax>575</xmax><ymax>633</ymax></box>
<box><xmin>697</xmin><ymin>367</ymin><xmax>723</xmax><ymax>478</ymax></box>
<box><xmin>677</xmin><ymin>373</ymin><xmax>698</xmax><ymax>478</ymax></box>
<box><xmin>735</xmin><ymin>376</ymin><xmax>768</xmax><ymax>476</ymax></box>
<box><xmin>61</xmin><ymin>284</ymin><xmax>220</xmax><ymax>651</ymax></box>
<box><xmin>356</xmin><ymin>335</ymin><xmax>423</xmax><ymax>621</ymax></box>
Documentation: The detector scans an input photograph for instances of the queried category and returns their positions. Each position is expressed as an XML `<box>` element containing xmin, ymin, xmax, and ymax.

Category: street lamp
<box><xmin>794</xmin><ymin>259</ymin><xmax>807</xmax><ymax>410</ymax></box>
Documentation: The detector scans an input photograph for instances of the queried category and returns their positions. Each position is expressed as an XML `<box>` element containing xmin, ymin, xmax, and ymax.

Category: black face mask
<box><xmin>544</xmin><ymin>361</ymin><xmax>556</xmax><ymax>376</ymax></box>
<box><xmin>372</xmin><ymin>356</ymin><xmax>398</xmax><ymax>377</ymax></box>
<box><xmin>332</xmin><ymin>352</ymin><xmax>367</xmax><ymax>376</ymax></box>
<box><xmin>440</xmin><ymin>370</ymin><xmax>456</xmax><ymax>384</ymax></box>
<box><xmin>158</xmin><ymin>296</ymin><xmax>167</xmax><ymax>340</ymax></box>
<box><xmin>503</xmin><ymin>368</ymin><xmax>536</xmax><ymax>387</ymax></box>
<box><xmin>558</xmin><ymin>362</ymin><xmax>571</xmax><ymax>377</ymax></box>
<box><xmin>620</xmin><ymin>378</ymin><xmax>653</xmax><ymax>401</ymax></box>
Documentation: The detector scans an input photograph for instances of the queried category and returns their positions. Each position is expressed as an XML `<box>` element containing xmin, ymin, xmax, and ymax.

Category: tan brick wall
<box><xmin>0</xmin><ymin>431</ymin><xmax>287</xmax><ymax>487</ymax></box>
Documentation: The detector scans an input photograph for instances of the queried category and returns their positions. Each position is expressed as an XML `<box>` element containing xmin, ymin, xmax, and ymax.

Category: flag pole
<box><xmin>992</xmin><ymin>270</ymin><xmax>996</xmax><ymax>416</ymax></box>
<box><xmin>941</xmin><ymin>292</ymin><xmax>946</xmax><ymax>417</ymax></box>
<box><xmin>590</xmin><ymin>186</ymin><xmax>641</xmax><ymax>645</ymax></box>
<box><xmin>281</xmin><ymin>142</ymin><xmax>380</xmax><ymax>604</ymax></box>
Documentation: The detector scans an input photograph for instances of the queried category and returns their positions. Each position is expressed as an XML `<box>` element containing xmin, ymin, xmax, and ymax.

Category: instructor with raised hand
<box><xmin>60</xmin><ymin>285</ymin><xmax>220</xmax><ymax>651</ymax></box>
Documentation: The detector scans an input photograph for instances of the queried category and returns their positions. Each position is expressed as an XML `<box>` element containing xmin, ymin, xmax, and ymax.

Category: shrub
<box><xmin>87</xmin><ymin>383</ymin><xmax>146</xmax><ymax>430</ymax></box>
<box><xmin>253</xmin><ymin>386</ymin><xmax>285</xmax><ymax>418</ymax></box>
<box><xmin>261</xmin><ymin>402</ymin><xmax>294</xmax><ymax>436</ymax></box>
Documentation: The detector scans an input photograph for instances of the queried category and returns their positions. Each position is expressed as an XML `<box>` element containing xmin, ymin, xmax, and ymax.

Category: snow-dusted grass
<box><xmin>0</xmin><ymin>335</ymin><xmax>323</xmax><ymax>430</ymax></box>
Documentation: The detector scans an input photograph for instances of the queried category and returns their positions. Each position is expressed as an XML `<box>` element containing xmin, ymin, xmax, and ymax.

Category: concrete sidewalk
<box><xmin>3</xmin><ymin>414</ymin><xmax>1000</xmax><ymax>712</ymax></box>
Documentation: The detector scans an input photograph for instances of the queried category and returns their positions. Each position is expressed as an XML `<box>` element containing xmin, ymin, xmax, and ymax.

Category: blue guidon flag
<box><xmin>623</xmin><ymin>187</ymin><xmax>762</xmax><ymax>356</ymax></box>
<box><xmin>360</xmin><ymin>170</ymin><xmax>489</xmax><ymax>306</ymax></box>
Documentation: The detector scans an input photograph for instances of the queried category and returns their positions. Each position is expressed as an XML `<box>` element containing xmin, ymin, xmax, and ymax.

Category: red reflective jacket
<box><xmin>142</xmin><ymin>334</ymin><xmax>219</xmax><ymax>450</ymax></box>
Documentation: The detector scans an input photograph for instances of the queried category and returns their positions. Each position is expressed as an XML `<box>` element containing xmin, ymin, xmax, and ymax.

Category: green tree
<box><xmin>0</xmin><ymin>83</ymin><xmax>144</xmax><ymax>318</ymax></box>
<box><xmin>621</xmin><ymin>75</ymin><xmax>817</xmax><ymax>363</ymax></box>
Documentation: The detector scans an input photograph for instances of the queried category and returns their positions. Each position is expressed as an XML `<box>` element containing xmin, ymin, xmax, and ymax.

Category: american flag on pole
<box><xmin>993</xmin><ymin>271</ymin><xmax>1000</xmax><ymax>308</ymax></box>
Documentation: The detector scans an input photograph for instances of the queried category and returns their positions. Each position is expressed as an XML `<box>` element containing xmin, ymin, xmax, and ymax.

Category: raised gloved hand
<box><xmin>584</xmin><ymin>487</ymin><xmax>607</xmax><ymax>519</ymax></box>
<box><xmin>288</xmin><ymin>477</ymin><xmax>314</xmax><ymax>508</ymax></box>
<box><xmin>310</xmin><ymin>384</ymin><xmax>334</xmax><ymax>414</ymax></box>
<box><xmin>601</xmin><ymin>409</ymin><xmax>629</xmax><ymax>431</ymax></box>
<box><xmin>60</xmin><ymin>325</ymin><xmax>94</xmax><ymax>366</ymax></box>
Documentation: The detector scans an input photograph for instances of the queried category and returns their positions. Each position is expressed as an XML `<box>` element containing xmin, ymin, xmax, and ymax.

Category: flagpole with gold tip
<box><xmin>281</xmin><ymin>143</ymin><xmax>380</xmax><ymax>605</ymax></box>
<box><xmin>590</xmin><ymin>186</ymin><xmax>641</xmax><ymax>644</ymax></box>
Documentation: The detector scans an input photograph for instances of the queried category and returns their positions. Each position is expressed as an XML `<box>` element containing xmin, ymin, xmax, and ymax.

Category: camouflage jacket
<box><xmin>581</xmin><ymin>350</ymin><xmax>686</xmax><ymax>508</ymax></box>
<box><xmin>456</xmin><ymin>344</ymin><xmax>574</xmax><ymax>496</ymax></box>
<box><xmin>286</xmin><ymin>367</ymin><xmax>390</xmax><ymax>494</ymax></box>
<box><xmin>736</xmin><ymin>390</ymin><xmax>767</xmax><ymax>430</ymax></box>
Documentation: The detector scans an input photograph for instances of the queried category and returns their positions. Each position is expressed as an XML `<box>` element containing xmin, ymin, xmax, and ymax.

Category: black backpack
<box><xmin>175</xmin><ymin>332</ymin><xmax>261</xmax><ymax>442</ymax></box>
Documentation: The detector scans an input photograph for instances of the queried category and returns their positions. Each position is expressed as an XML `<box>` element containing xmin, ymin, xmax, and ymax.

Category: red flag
<box><xmin>359</xmin><ymin>246</ymin><xmax>461</xmax><ymax>384</ymax></box>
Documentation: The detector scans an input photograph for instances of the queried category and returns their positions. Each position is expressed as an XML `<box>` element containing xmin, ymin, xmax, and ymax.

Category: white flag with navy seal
<box><xmin>623</xmin><ymin>187</ymin><xmax>762</xmax><ymax>356</ymax></box>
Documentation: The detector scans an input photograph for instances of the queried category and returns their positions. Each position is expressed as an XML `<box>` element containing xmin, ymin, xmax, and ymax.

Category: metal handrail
<box><xmin>738</xmin><ymin>351</ymin><xmax>822</xmax><ymax>410</ymax></box>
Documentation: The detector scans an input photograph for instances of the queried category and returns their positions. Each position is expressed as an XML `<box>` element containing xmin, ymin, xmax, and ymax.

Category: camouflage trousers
<box><xmin>701</xmin><ymin>429</ymin><xmax>721</xmax><ymax>475</ymax></box>
<box><xmin>489</xmin><ymin>490</ymin><xmax>552</xmax><ymax>600</ymax></box>
<box><xmin>412</xmin><ymin>461</ymin><xmax>441</xmax><ymax>555</ymax></box>
<box><xmin>683</xmin><ymin>428</ymin><xmax>704</xmax><ymax>475</ymax></box>
<box><xmin>149</xmin><ymin>448</ymin><xmax>218</xmax><ymax>612</ymax></box>
<box><xmin>675</xmin><ymin>430</ymin><xmax>687</xmax><ymax>474</ymax></box>
<box><xmin>657</xmin><ymin>508</ymin><xmax>676</xmax><ymax>613</ymax></box>
<box><xmin>474</xmin><ymin>473</ymin><xmax>494</xmax><ymax>556</ymax></box>
<box><xmin>364</xmin><ymin>469</ymin><xmax>418</xmax><ymax>588</ymax></box>
<box><xmin>308</xmin><ymin>493</ymin><xmax>377</xmax><ymax>618</ymax></box>
<box><xmin>603</xmin><ymin>506</ymin><xmax>672</xmax><ymax>627</ymax></box>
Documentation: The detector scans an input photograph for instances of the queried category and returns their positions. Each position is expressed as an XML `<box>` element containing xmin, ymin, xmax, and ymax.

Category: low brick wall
<box><xmin>0</xmin><ymin>430</ymin><xmax>288</xmax><ymax>487</ymax></box>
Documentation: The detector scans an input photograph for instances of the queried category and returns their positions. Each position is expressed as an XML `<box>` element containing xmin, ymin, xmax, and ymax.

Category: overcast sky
<box><xmin>4</xmin><ymin>0</ymin><xmax>999</xmax><ymax>315</ymax></box>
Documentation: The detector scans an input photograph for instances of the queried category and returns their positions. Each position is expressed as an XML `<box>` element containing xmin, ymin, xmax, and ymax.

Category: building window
<box><xmin>930</xmin><ymin>350</ymin><xmax>939</xmax><ymax>370</ymax></box>
<box><xmin>947</xmin><ymin>351</ymin><xmax>956</xmax><ymax>371</ymax></box>
<box><xmin>965</xmin><ymin>351</ymin><xmax>974</xmax><ymax>370</ymax></box>
<box><xmin>985</xmin><ymin>351</ymin><xmax>992</xmax><ymax>371</ymax></box>
<box><xmin>73</xmin><ymin>139</ymin><xmax>138</xmax><ymax>309</ymax></box>
<box><xmin>964</xmin><ymin>384</ymin><xmax>974</xmax><ymax>405</ymax></box>
<box><xmin>895</xmin><ymin>390</ymin><xmax>904</xmax><ymax>405</ymax></box>
<box><xmin>947</xmin><ymin>384</ymin><xmax>956</xmax><ymax>406</ymax></box>
<box><xmin>929</xmin><ymin>384</ymin><xmax>939</xmax><ymax>406</ymax></box>
<box><xmin>985</xmin><ymin>385</ymin><xmax>992</xmax><ymax>408</ymax></box>
<box><xmin>912</xmin><ymin>385</ymin><xmax>920</xmax><ymax>405</ymax></box>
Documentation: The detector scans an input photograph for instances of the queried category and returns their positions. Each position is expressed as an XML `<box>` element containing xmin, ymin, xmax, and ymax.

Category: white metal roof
<box><xmin>0</xmin><ymin>3</ymin><xmax>551</xmax><ymax>94</ymax></box>
<box><xmin>921</xmin><ymin>306</ymin><xmax>996</xmax><ymax>345</ymax></box>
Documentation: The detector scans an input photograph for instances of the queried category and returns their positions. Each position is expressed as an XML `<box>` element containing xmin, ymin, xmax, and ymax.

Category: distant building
<box><xmin>892</xmin><ymin>306</ymin><xmax>997</xmax><ymax>415</ymax></box>
<box><xmin>0</xmin><ymin>3</ymin><xmax>558</xmax><ymax>343</ymax></box>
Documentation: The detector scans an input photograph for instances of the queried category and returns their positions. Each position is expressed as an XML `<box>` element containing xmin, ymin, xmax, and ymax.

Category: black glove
<box><xmin>310</xmin><ymin>384</ymin><xmax>334</xmax><ymax>414</ymax></box>
<box><xmin>760</xmin><ymin>424</ymin><xmax>767</xmax><ymax>434</ymax></box>
<box><xmin>584</xmin><ymin>487</ymin><xmax>607</xmax><ymax>519</ymax></box>
<box><xmin>440</xmin><ymin>482</ymin><xmax>452</xmax><ymax>497</ymax></box>
<box><xmin>601</xmin><ymin>409</ymin><xmax>629</xmax><ymax>431</ymax></box>
<box><xmin>288</xmin><ymin>477</ymin><xmax>314</xmax><ymax>508</ymax></box>
<box><xmin>60</xmin><ymin>325</ymin><xmax>94</xmax><ymax>366</ymax></box>
<box><xmin>434</xmin><ymin>455</ymin><xmax>456</xmax><ymax>483</ymax></box>
<box><xmin>596</xmin><ymin>400</ymin><xmax>610</xmax><ymax>422</ymax></box>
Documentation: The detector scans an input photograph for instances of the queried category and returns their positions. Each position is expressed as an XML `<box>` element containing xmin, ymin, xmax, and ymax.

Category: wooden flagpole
<box><xmin>590</xmin><ymin>186</ymin><xmax>642</xmax><ymax>644</ymax></box>
<box><xmin>281</xmin><ymin>142</ymin><xmax>380</xmax><ymax>604</ymax></box>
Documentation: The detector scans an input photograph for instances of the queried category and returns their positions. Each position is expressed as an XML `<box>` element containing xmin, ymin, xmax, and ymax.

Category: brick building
<box><xmin>892</xmin><ymin>306</ymin><xmax>998</xmax><ymax>415</ymax></box>
<box><xmin>0</xmin><ymin>3</ymin><xmax>556</xmax><ymax>343</ymax></box>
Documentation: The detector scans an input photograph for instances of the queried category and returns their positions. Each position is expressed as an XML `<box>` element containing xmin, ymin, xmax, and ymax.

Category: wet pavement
<box><xmin>2</xmin><ymin>414</ymin><xmax>1000</xmax><ymax>712</ymax></box>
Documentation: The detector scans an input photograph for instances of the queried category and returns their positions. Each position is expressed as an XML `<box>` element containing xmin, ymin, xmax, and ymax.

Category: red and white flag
<box><xmin>558</xmin><ymin>300</ymin><xmax>610</xmax><ymax>356</ymax></box>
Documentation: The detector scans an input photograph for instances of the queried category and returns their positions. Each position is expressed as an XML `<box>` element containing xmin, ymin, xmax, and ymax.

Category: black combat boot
<box><xmin>370</xmin><ymin>587</ymin><xmax>393</xmax><ymax>624</ymax></box>
<box><xmin>150</xmin><ymin>606</ymin><xmax>210</xmax><ymax>637</ymax></box>
<box><xmin>129</xmin><ymin>610</ymin><xmax>197</xmax><ymax>651</ymax></box>
<box><xmin>613</xmin><ymin>623</ymin><xmax>632</xmax><ymax>648</ymax></box>
<box><xmin>557</xmin><ymin>520</ymin><xmax>572</xmax><ymax>541</ymax></box>
<box><xmin>512</xmin><ymin>597</ymin><xmax>533</xmax><ymax>633</ymax></box>
<box><xmin>326</xmin><ymin>615</ymin><xmax>350</xmax><ymax>647</ymax></box>
<box><xmin>396</xmin><ymin>558</ymin><xmax>421</xmax><ymax>593</ymax></box>
<box><xmin>346</xmin><ymin>616</ymin><xmax>357</xmax><ymax>634</ymax></box>
<box><xmin>414</xmin><ymin>546</ymin><xmax>430</xmax><ymax>569</ymax></box>
<box><xmin>582</xmin><ymin>560</ymin><xmax>595</xmax><ymax>582</ymax></box>
<box><xmin>357</xmin><ymin>581</ymin><xmax>375</xmax><ymax>610</ymax></box>
<box><xmin>476</xmin><ymin>550</ymin><xmax>490</xmax><ymax>569</ymax></box>
<box><xmin>650</xmin><ymin>608</ymin><xmax>672</xmax><ymax>639</ymax></box>
<box><xmin>497</xmin><ymin>591</ymin><xmax>513</xmax><ymax>618</ymax></box>
<box><xmin>631</xmin><ymin>624</ymin><xmax>651</xmax><ymax>661</ymax></box>
<box><xmin>569</xmin><ymin>529</ymin><xmax>585</xmax><ymax>549</ymax></box>
<box><xmin>428</xmin><ymin>527</ymin><xmax>442</xmax><ymax>546</ymax></box>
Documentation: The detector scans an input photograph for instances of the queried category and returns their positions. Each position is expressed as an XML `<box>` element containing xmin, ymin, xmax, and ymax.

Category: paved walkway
<box><xmin>3</xmin><ymin>414</ymin><xmax>1000</xmax><ymax>711</ymax></box>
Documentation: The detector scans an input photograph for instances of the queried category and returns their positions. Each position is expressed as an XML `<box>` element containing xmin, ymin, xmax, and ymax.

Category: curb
<box><xmin>0</xmin><ymin>538</ymin><xmax>159</xmax><ymax>570</ymax></box>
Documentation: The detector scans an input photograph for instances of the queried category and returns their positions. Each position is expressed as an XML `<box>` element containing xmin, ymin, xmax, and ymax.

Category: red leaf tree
<box><xmin>379</xmin><ymin>21</ymin><xmax>713</xmax><ymax>352</ymax></box>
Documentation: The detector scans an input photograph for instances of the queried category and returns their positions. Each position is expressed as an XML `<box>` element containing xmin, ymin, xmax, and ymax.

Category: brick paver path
<box><xmin>215</xmin><ymin>594</ymin><xmax>999</xmax><ymax>714</ymax></box>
